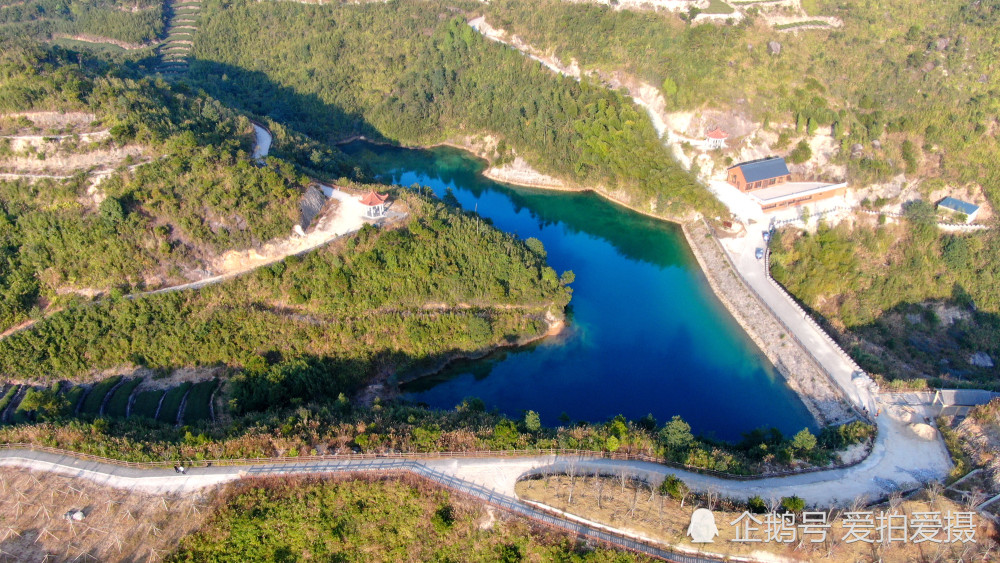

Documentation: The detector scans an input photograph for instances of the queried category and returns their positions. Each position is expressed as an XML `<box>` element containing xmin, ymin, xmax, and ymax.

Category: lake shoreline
<box><xmin>341</xmin><ymin>136</ymin><xmax>853</xmax><ymax>429</ymax></box>
<box><xmin>424</xmin><ymin>137</ymin><xmax>853</xmax><ymax>428</ymax></box>
<box><xmin>360</xmin><ymin>310</ymin><xmax>565</xmax><ymax>406</ymax></box>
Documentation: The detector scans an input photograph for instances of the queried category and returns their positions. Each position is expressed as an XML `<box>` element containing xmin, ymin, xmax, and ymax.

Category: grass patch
<box><xmin>937</xmin><ymin>417</ymin><xmax>974</xmax><ymax>484</ymax></box>
<box><xmin>130</xmin><ymin>389</ymin><xmax>165</xmax><ymax>420</ymax></box>
<box><xmin>703</xmin><ymin>0</ymin><xmax>735</xmax><ymax>15</ymax></box>
<box><xmin>180</xmin><ymin>379</ymin><xmax>217</xmax><ymax>424</ymax></box>
<box><xmin>63</xmin><ymin>385</ymin><xmax>86</xmax><ymax>413</ymax></box>
<box><xmin>774</xmin><ymin>20</ymin><xmax>830</xmax><ymax>30</ymax></box>
<box><xmin>156</xmin><ymin>382</ymin><xmax>191</xmax><ymax>424</ymax></box>
<box><xmin>104</xmin><ymin>378</ymin><xmax>143</xmax><ymax>418</ymax></box>
<box><xmin>79</xmin><ymin>376</ymin><xmax>122</xmax><ymax>416</ymax></box>
<box><xmin>0</xmin><ymin>385</ymin><xmax>19</xmax><ymax>416</ymax></box>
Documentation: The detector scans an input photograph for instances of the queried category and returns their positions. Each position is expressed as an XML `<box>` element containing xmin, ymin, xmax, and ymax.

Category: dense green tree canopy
<box><xmin>189</xmin><ymin>0</ymin><xmax>721</xmax><ymax>217</ymax></box>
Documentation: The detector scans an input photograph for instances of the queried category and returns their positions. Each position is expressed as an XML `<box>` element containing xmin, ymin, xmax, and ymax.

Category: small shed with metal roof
<box><xmin>937</xmin><ymin>197</ymin><xmax>980</xmax><ymax>223</ymax></box>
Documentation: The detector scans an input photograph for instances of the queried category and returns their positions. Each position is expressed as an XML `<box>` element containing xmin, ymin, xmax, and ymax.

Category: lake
<box><xmin>342</xmin><ymin>142</ymin><xmax>815</xmax><ymax>441</ymax></box>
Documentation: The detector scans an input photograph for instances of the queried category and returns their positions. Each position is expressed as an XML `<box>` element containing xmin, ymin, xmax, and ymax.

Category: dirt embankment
<box><xmin>1</xmin><ymin>111</ymin><xmax>143</xmax><ymax>182</ymax></box>
<box><xmin>53</xmin><ymin>33</ymin><xmax>151</xmax><ymax>50</ymax></box>
<box><xmin>517</xmin><ymin>474</ymin><xmax>995</xmax><ymax>563</ymax></box>
<box><xmin>0</xmin><ymin>145</ymin><xmax>144</xmax><ymax>176</ymax></box>
<box><xmin>1</xmin><ymin>111</ymin><xmax>96</xmax><ymax>132</ymax></box>
<box><xmin>1</xmin><ymin>130</ymin><xmax>110</xmax><ymax>152</ymax></box>
<box><xmin>483</xmin><ymin>156</ymin><xmax>567</xmax><ymax>189</ymax></box>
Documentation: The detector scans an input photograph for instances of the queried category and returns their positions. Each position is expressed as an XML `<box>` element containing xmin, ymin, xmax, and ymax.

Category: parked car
<box><xmin>762</xmin><ymin>230</ymin><xmax>771</xmax><ymax>243</ymax></box>
<box><xmin>755</xmin><ymin>248</ymin><xmax>765</xmax><ymax>260</ymax></box>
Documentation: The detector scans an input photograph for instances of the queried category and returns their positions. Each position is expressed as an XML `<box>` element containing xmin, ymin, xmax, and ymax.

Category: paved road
<box><xmin>720</xmin><ymin>234</ymin><xmax>879</xmax><ymax>416</ymax></box>
<box><xmin>0</xmin><ymin>449</ymin><xmax>717</xmax><ymax>563</ymax></box>
<box><xmin>427</xmin><ymin>403</ymin><xmax>951</xmax><ymax>507</ymax></box>
<box><xmin>251</xmin><ymin>122</ymin><xmax>271</xmax><ymax>162</ymax></box>
<box><xmin>1</xmin><ymin>388</ymin><xmax>951</xmax><ymax>507</ymax></box>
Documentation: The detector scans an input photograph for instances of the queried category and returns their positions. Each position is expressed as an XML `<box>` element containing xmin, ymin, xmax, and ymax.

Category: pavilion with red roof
<box><xmin>359</xmin><ymin>190</ymin><xmax>389</xmax><ymax>218</ymax></box>
<box><xmin>705</xmin><ymin>127</ymin><xmax>729</xmax><ymax>150</ymax></box>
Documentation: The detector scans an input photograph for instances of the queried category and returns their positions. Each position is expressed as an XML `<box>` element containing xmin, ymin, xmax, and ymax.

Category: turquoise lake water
<box><xmin>342</xmin><ymin>142</ymin><xmax>815</xmax><ymax>441</ymax></box>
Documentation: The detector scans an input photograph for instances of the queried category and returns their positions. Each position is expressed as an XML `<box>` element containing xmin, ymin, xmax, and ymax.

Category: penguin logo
<box><xmin>687</xmin><ymin>508</ymin><xmax>719</xmax><ymax>543</ymax></box>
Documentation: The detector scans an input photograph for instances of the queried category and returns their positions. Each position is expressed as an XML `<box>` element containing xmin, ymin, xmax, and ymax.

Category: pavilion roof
<box><xmin>359</xmin><ymin>190</ymin><xmax>389</xmax><ymax>206</ymax></box>
<box><xmin>706</xmin><ymin>127</ymin><xmax>729</xmax><ymax>139</ymax></box>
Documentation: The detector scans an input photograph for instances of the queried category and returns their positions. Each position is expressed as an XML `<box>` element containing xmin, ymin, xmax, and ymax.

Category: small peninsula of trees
<box><xmin>0</xmin><ymin>192</ymin><xmax>571</xmax><ymax>392</ymax></box>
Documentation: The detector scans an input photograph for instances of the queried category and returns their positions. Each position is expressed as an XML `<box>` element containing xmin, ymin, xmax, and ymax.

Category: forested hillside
<box><xmin>770</xmin><ymin>209</ymin><xmax>1000</xmax><ymax>386</ymax></box>
<box><xmin>0</xmin><ymin>0</ymin><xmax>164</xmax><ymax>45</ymax></box>
<box><xmin>483</xmin><ymin>0</ymin><xmax>1000</xmax><ymax>204</ymax></box>
<box><xmin>0</xmin><ymin>45</ymin><xmax>351</xmax><ymax>331</ymax></box>
<box><xmin>189</xmin><ymin>0</ymin><xmax>721</xmax><ymax>218</ymax></box>
<box><xmin>473</xmin><ymin>0</ymin><xmax>1000</xmax><ymax>384</ymax></box>
<box><xmin>0</xmin><ymin>193</ymin><xmax>570</xmax><ymax>401</ymax></box>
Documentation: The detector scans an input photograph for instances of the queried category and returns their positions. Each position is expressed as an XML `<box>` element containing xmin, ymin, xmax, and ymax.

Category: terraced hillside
<box><xmin>159</xmin><ymin>0</ymin><xmax>202</xmax><ymax>75</ymax></box>
<box><xmin>0</xmin><ymin>376</ymin><xmax>218</xmax><ymax>426</ymax></box>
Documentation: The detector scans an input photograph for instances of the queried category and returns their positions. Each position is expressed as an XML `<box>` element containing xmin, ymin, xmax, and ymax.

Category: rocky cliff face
<box><xmin>299</xmin><ymin>185</ymin><xmax>328</xmax><ymax>231</ymax></box>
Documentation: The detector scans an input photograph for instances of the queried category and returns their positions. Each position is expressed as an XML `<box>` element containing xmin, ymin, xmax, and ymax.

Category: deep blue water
<box><xmin>342</xmin><ymin>142</ymin><xmax>814</xmax><ymax>441</ymax></box>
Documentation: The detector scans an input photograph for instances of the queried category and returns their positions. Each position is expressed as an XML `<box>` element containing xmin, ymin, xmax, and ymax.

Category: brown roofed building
<box><xmin>727</xmin><ymin>157</ymin><xmax>791</xmax><ymax>192</ymax></box>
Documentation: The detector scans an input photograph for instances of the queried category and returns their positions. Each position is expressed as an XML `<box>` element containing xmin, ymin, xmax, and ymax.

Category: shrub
<box><xmin>605</xmin><ymin>435</ymin><xmax>621</xmax><ymax>452</ymax></box>
<box><xmin>659</xmin><ymin>475</ymin><xmax>689</xmax><ymax>500</ymax></box>
<box><xmin>788</xmin><ymin>140</ymin><xmax>813</xmax><ymax>164</ymax></box>
<box><xmin>791</xmin><ymin>428</ymin><xmax>817</xmax><ymax>455</ymax></box>
<box><xmin>747</xmin><ymin>495</ymin><xmax>767</xmax><ymax>514</ymax></box>
<box><xmin>431</xmin><ymin>503</ymin><xmax>455</xmax><ymax>532</ymax></box>
<box><xmin>15</xmin><ymin>385</ymin><xmax>70</xmax><ymax>422</ymax></box>
<box><xmin>659</xmin><ymin>415</ymin><xmax>694</xmax><ymax>454</ymax></box>
<box><xmin>524</xmin><ymin>410</ymin><xmax>541</xmax><ymax>433</ymax></box>
<box><xmin>780</xmin><ymin>495</ymin><xmax>806</xmax><ymax>513</ymax></box>
<box><xmin>79</xmin><ymin>376</ymin><xmax>122</xmax><ymax>415</ymax></box>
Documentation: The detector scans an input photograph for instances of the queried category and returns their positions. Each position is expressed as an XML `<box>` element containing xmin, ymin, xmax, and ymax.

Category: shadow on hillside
<box><xmin>138</xmin><ymin>59</ymin><xmax>692</xmax><ymax>270</ymax></box>
<box><xmin>1</xmin><ymin>348</ymin><xmax>547</xmax><ymax>455</ymax></box>
<box><xmin>792</xmin><ymin>282</ymin><xmax>1000</xmax><ymax>387</ymax></box>
<box><xmin>340</xmin><ymin>142</ymin><xmax>690</xmax><ymax>269</ymax></box>
<box><xmin>182</xmin><ymin>59</ymin><xmax>383</xmax><ymax>146</ymax></box>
